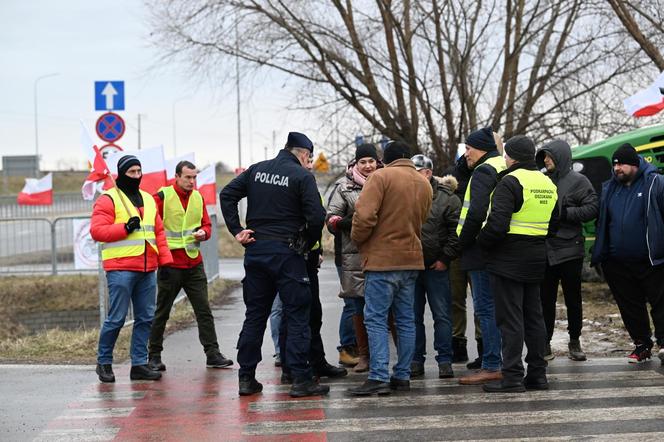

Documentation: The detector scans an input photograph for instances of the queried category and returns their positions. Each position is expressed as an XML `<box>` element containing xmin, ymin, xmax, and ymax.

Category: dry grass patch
<box><xmin>0</xmin><ymin>278</ymin><xmax>237</xmax><ymax>364</ymax></box>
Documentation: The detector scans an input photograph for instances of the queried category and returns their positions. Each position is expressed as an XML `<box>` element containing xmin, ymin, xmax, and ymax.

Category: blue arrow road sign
<box><xmin>95</xmin><ymin>81</ymin><xmax>125</xmax><ymax>111</ymax></box>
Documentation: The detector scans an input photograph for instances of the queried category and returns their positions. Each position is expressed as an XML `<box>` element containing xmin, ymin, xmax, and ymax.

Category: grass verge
<box><xmin>0</xmin><ymin>278</ymin><xmax>238</xmax><ymax>364</ymax></box>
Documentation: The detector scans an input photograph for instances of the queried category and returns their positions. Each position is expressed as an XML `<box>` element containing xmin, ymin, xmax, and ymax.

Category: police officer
<box><xmin>477</xmin><ymin>136</ymin><xmax>558</xmax><ymax>393</ymax></box>
<box><xmin>220</xmin><ymin>132</ymin><xmax>329</xmax><ymax>398</ymax></box>
<box><xmin>148</xmin><ymin>161</ymin><xmax>233</xmax><ymax>372</ymax></box>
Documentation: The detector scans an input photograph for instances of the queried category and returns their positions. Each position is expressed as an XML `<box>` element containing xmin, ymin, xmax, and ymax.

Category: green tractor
<box><xmin>570</xmin><ymin>124</ymin><xmax>664</xmax><ymax>254</ymax></box>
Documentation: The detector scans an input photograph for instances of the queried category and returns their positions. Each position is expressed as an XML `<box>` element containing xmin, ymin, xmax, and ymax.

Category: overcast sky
<box><xmin>0</xmin><ymin>0</ymin><xmax>321</xmax><ymax>172</ymax></box>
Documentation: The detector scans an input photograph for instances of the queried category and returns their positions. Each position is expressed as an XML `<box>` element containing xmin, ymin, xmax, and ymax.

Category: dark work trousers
<box><xmin>237</xmin><ymin>241</ymin><xmax>313</xmax><ymax>381</ymax></box>
<box><xmin>450</xmin><ymin>260</ymin><xmax>480</xmax><ymax>342</ymax></box>
<box><xmin>149</xmin><ymin>264</ymin><xmax>220</xmax><ymax>357</ymax></box>
<box><xmin>280</xmin><ymin>248</ymin><xmax>326</xmax><ymax>373</ymax></box>
<box><xmin>491</xmin><ymin>273</ymin><xmax>547</xmax><ymax>384</ymax></box>
<box><xmin>602</xmin><ymin>259</ymin><xmax>664</xmax><ymax>346</ymax></box>
<box><xmin>539</xmin><ymin>258</ymin><xmax>584</xmax><ymax>342</ymax></box>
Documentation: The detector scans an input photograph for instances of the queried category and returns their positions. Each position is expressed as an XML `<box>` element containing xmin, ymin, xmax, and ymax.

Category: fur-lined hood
<box><xmin>434</xmin><ymin>174</ymin><xmax>459</xmax><ymax>193</ymax></box>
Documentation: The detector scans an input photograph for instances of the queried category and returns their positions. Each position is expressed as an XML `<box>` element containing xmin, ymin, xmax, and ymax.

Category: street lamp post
<box><xmin>34</xmin><ymin>72</ymin><xmax>59</xmax><ymax>173</ymax></box>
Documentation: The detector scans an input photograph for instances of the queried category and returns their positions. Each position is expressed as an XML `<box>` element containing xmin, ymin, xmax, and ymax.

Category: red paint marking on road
<box><xmin>43</xmin><ymin>364</ymin><xmax>329</xmax><ymax>440</ymax></box>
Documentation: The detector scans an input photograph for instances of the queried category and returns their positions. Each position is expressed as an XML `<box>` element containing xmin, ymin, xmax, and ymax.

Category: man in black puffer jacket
<box><xmin>410</xmin><ymin>154</ymin><xmax>461</xmax><ymax>379</ymax></box>
<box><xmin>536</xmin><ymin>140</ymin><xmax>598</xmax><ymax>362</ymax></box>
<box><xmin>478</xmin><ymin>135</ymin><xmax>559</xmax><ymax>393</ymax></box>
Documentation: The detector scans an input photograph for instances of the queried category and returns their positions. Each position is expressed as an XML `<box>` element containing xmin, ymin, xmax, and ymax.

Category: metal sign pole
<box><xmin>98</xmin><ymin>248</ymin><xmax>106</xmax><ymax>328</ymax></box>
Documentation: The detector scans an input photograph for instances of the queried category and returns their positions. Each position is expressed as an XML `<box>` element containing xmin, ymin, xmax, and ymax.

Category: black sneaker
<box><xmin>410</xmin><ymin>361</ymin><xmax>425</xmax><ymax>377</ymax></box>
<box><xmin>544</xmin><ymin>342</ymin><xmax>555</xmax><ymax>361</ymax></box>
<box><xmin>148</xmin><ymin>355</ymin><xmax>166</xmax><ymax>371</ymax></box>
<box><xmin>239</xmin><ymin>375</ymin><xmax>263</xmax><ymax>396</ymax></box>
<box><xmin>482</xmin><ymin>380</ymin><xmax>526</xmax><ymax>393</ymax></box>
<box><xmin>524</xmin><ymin>375</ymin><xmax>549</xmax><ymax>391</ymax></box>
<box><xmin>438</xmin><ymin>362</ymin><xmax>454</xmax><ymax>379</ymax></box>
<box><xmin>314</xmin><ymin>361</ymin><xmax>348</xmax><ymax>378</ymax></box>
<box><xmin>274</xmin><ymin>353</ymin><xmax>282</xmax><ymax>367</ymax></box>
<box><xmin>389</xmin><ymin>377</ymin><xmax>410</xmax><ymax>391</ymax></box>
<box><xmin>206</xmin><ymin>352</ymin><xmax>233</xmax><ymax>368</ymax></box>
<box><xmin>627</xmin><ymin>342</ymin><xmax>652</xmax><ymax>364</ymax></box>
<box><xmin>130</xmin><ymin>365</ymin><xmax>162</xmax><ymax>381</ymax></box>
<box><xmin>568</xmin><ymin>339</ymin><xmax>586</xmax><ymax>362</ymax></box>
<box><xmin>348</xmin><ymin>379</ymin><xmax>391</xmax><ymax>396</ymax></box>
<box><xmin>466</xmin><ymin>357</ymin><xmax>481</xmax><ymax>370</ymax></box>
<box><xmin>290</xmin><ymin>379</ymin><xmax>330</xmax><ymax>398</ymax></box>
<box><xmin>96</xmin><ymin>364</ymin><xmax>115</xmax><ymax>383</ymax></box>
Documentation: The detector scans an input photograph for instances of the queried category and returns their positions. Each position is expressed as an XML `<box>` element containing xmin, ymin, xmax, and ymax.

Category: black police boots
<box><xmin>289</xmin><ymin>379</ymin><xmax>330</xmax><ymax>398</ymax></box>
<box><xmin>206</xmin><ymin>352</ymin><xmax>233</xmax><ymax>368</ymax></box>
<box><xmin>96</xmin><ymin>364</ymin><xmax>115</xmax><ymax>383</ymax></box>
<box><xmin>130</xmin><ymin>365</ymin><xmax>162</xmax><ymax>381</ymax></box>
<box><xmin>313</xmin><ymin>361</ymin><xmax>348</xmax><ymax>378</ymax></box>
<box><xmin>239</xmin><ymin>375</ymin><xmax>264</xmax><ymax>396</ymax></box>
<box><xmin>148</xmin><ymin>355</ymin><xmax>166</xmax><ymax>371</ymax></box>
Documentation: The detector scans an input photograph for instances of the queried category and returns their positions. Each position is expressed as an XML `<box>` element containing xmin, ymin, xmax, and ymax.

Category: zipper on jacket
<box><xmin>646</xmin><ymin>176</ymin><xmax>656</xmax><ymax>266</ymax></box>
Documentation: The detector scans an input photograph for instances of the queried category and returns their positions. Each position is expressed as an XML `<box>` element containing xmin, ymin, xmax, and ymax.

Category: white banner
<box><xmin>73</xmin><ymin>219</ymin><xmax>98</xmax><ymax>270</ymax></box>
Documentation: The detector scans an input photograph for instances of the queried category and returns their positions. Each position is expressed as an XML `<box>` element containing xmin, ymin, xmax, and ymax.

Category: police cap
<box><xmin>286</xmin><ymin>132</ymin><xmax>314</xmax><ymax>152</ymax></box>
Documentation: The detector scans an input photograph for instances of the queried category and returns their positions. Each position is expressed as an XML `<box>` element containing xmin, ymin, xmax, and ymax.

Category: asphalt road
<box><xmin>4</xmin><ymin>258</ymin><xmax>664</xmax><ymax>441</ymax></box>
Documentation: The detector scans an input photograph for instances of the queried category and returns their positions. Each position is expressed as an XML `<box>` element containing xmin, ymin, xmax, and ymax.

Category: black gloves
<box><xmin>125</xmin><ymin>216</ymin><xmax>141</xmax><ymax>233</ymax></box>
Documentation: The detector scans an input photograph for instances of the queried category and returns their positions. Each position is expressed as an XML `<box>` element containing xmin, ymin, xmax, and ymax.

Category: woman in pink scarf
<box><xmin>326</xmin><ymin>144</ymin><xmax>381</xmax><ymax>372</ymax></box>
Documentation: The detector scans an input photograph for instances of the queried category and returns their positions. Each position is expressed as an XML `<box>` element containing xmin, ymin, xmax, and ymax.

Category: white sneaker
<box><xmin>658</xmin><ymin>348</ymin><xmax>664</xmax><ymax>364</ymax></box>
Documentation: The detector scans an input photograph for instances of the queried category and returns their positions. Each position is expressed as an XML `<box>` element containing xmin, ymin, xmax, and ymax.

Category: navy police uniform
<box><xmin>220</xmin><ymin>136</ymin><xmax>325</xmax><ymax>382</ymax></box>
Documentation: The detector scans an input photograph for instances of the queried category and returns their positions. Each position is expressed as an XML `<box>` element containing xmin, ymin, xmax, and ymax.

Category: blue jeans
<box><xmin>98</xmin><ymin>270</ymin><xmax>156</xmax><ymax>366</ymax></box>
<box><xmin>413</xmin><ymin>268</ymin><xmax>453</xmax><ymax>364</ymax></box>
<box><xmin>468</xmin><ymin>270</ymin><xmax>502</xmax><ymax>370</ymax></box>
<box><xmin>363</xmin><ymin>270</ymin><xmax>418</xmax><ymax>382</ymax></box>
<box><xmin>269</xmin><ymin>295</ymin><xmax>283</xmax><ymax>354</ymax></box>
<box><xmin>338</xmin><ymin>298</ymin><xmax>356</xmax><ymax>349</ymax></box>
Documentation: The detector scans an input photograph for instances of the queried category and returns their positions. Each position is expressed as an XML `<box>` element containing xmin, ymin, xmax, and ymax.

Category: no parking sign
<box><xmin>96</xmin><ymin>112</ymin><xmax>125</xmax><ymax>143</ymax></box>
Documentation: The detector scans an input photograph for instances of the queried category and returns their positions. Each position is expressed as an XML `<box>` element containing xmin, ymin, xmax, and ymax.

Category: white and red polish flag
<box><xmin>17</xmin><ymin>173</ymin><xmax>53</xmax><ymax>205</ymax></box>
<box><xmin>624</xmin><ymin>71</ymin><xmax>664</xmax><ymax>117</ymax></box>
<box><xmin>81</xmin><ymin>123</ymin><xmax>112</xmax><ymax>201</ymax></box>
<box><xmin>165</xmin><ymin>152</ymin><xmax>196</xmax><ymax>186</ymax></box>
<box><xmin>196</xmin><ymin>164</ymin><xmax>217</xmax><ymax>206</ymax></box>
<box><xmin>106</xmin><ymin>146</ymin><xmax>167</xmax><ymax>195</ymax></box>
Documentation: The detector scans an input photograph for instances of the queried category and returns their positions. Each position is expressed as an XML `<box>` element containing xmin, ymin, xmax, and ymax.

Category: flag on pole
<box><xmin>196</xmin><ymin>165</ymin><xmax>217</xmax><ymax>206</ymax></box>
<box><xmin>624</xmin><ymin>71</ymin><xmax>664</xmax><ymax>117</ymax></box>
<box><xmin>81</xmin><ymin>123</ymin><xmax>112</xmax><ymax>200</ymax></box>
<box><xmin>165</xmin><ymin>152</ymin><xmax>196</xmax><ymax>185</ymax></box>
<box><xmin>106</xmin><ymin>145</ymin><xmax>167</xmax><ymax>195</ymax></box>
<box><xmin>17</xmin><ymin>173</ymin><xmax>53</xmax><ymax>205</ymax></box>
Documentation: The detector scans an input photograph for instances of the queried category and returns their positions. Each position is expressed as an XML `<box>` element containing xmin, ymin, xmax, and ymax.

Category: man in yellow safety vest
<box><xmin>90</xmin><ymin>155</ymin><xmax>173</xmax><ymax>383</ymax></box>
<box><xmin>147</xmin><ymin>161</ymin><xmax>233</xmax><ymax>371</ymax></box>
<box><xmin>477</xmin><ymin>135</ymin><xmax>558</xmax><ymax>393</ymax></box>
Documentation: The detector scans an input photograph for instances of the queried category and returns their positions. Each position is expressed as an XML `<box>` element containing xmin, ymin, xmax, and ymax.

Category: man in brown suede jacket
<box><xmin>348</xmin><ymin>141</ymin><xmax>432</xmax><ymax>396</ymax></box>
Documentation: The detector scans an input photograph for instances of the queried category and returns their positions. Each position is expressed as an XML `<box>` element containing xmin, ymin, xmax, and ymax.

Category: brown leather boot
<box><xmin>352</xmin><ymin>314</ymin><xmax>369</xmax><ymax>373</ymax></box>
<box><xmin>338</xmin><ymin>347</ymin><xmax>359</xmax><ymax>367</ymax></box>
<box><xmin>458</xmin><ymin>369</ymin><xmax>503</xmax><ymax>385</ymax></box>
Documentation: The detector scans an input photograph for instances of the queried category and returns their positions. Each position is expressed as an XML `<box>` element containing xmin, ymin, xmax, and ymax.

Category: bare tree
<box><xmin>606</xmin><ymin>0</ymin><xmax>664</xmax><ymax>71</ymax></box>
<box><xmin>146</xmin><ymin>0</ymin><xmax>643</xmax><ymax>171</ymax></box>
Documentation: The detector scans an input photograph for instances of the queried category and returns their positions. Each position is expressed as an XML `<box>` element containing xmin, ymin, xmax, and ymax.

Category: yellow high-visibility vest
<box><xmin>100</xmin><ymin>188</ymin><xmax>158</xmax><ymax>260</ymax></box>
<box><xmin>505</xmin><ymin>168</ymin><xmax>558</xmax><ymax>236</ymax></box>
<box><xmin>161</xmin><ymin>186</ymin><xmax>204</xmax><ymax>259</ymax></box>
<box><xmin>457</xmin><ymin>156</ymin><xmax>506</xmax><ymax>235</ymax></box>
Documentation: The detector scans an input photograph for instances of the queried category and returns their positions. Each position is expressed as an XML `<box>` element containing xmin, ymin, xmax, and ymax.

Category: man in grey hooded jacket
<box><xmin>535</xmin><ymin>140</ymin><xmax>598</xmax><ymax>361</ymax></box>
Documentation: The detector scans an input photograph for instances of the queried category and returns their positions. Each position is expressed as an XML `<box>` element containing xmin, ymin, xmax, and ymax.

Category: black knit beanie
<box><xmin>383</xmin><ymin>141</ymin><xmax>411</xmax><ymax>164</ymax></box>
<box><xmin>117</xmin><ymin>155</ymin><xmax>141</xmax><ymax>176</ymax></box>
<box><xmin>612</xmin><ymin>143</ymin><xmax>640</xmax><ymax>167</ymax></box>
<box><xmin>505</xmin><ymin>135</ymin><xmax>536</xmax><ymax>162</ymax></box>
<box><xmin>465</xmin><ymin>127</ymin><xmax>496</xmax><ymax>152</ymax></box>
<box><xmin>355</xmin><ymin>143</ymin><xmax>379</xmax><ymax>161</ymax></box>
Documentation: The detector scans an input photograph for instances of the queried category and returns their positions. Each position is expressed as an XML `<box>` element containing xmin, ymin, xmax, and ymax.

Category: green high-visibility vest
<box><xmin>100</xmin><ymin>188</ymin><xmax>158</xmax><ymax>260</ymax></box>
<box><xmin>457</xmin><ymin>156</ymin><xmax>506</xmax><ymax>235</ymax></box>
<box><xmin>505</xmin><ymin>168</ymin><xmax>558</xmax><ymax>236</ymax></box>
<box><xmin>161</xmin><ymin>186</ymin><xmax>204</xmax><ymax>259</ymax></box>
